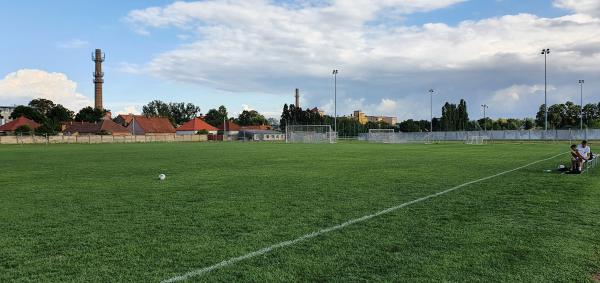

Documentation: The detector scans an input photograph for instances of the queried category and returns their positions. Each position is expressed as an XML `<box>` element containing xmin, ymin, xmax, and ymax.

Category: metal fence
<box><xmin>360</xmin><ymin>129</ymin><xmax>600</xmax><ymax>143</ymax></box>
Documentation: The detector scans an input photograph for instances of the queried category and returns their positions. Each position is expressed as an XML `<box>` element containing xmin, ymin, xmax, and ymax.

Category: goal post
<box><xmin>465</xmin><ymin>135</ymin><xmax>488</xmax><ymax>145</ymax></box>
<box><xmin>285</xmin><ymin>125</ymin><xmax>336</xmax><ymax>144</ymax></box>
<box><xmin>368</xmin><ymin>129</ymin><xmax>396</xmax><ymax>143</ymax></box>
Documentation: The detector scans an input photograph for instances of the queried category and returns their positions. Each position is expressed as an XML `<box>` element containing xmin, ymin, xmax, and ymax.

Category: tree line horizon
<box><xmin>6</xmin><ymin>98</ymin><xmax>600</xmax><ymax>136</ymax></box>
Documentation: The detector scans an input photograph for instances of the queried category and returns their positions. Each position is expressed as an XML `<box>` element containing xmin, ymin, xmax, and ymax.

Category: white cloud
<box><xmin>0</xmin><ymin>69</ymin><xmax>92</xmax><ymax>111</ymax></box>
<box><xmin>123</xmin><ymin>0</ymin><xmax>600</xmax><ymax>119</ymax></box>
<box><xmin>116</xmin><ymin>105</ymin><xmax>141</xmax><ymax>115</ymax></box>
<box><xmin>56</xmin><ymin>39</ymin><xmax>89</xmax><ymax>49</ymax></box>
<box><xmin>554</xmin><ymin>0</ymin><xmax>600</xmax><ymax>17</ymax></box>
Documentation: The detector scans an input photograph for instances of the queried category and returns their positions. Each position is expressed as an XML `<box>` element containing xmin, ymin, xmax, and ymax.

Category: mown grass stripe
<box><xmin>162</xmin><ymin>152</ymin><xmax>566</xmax><ymax>283</ymax></box>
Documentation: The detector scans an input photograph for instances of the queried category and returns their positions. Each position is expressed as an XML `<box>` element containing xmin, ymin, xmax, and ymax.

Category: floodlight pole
<box><xmin>429</xmin><ymin>89</ymin><xmax>434</xmax><ymax>132</ymax></box>
<box><xmin>542</xmin><ymin>49</ymin><xmax>550</xmax><ymax>132</ymax></box>
<box><xmin>481</xmin><ymin>104</ymin><xmax>488</xmax><ymax>132</ymax></box>
<box><xmin>333</xmin><ymin>69</ymin><xmax>338</xmax><ymax>134</ymax></box>
<box><xmin>579</xmin><ymin>79</ymin><xmax>584</xmax><ymax>130</ymax></box>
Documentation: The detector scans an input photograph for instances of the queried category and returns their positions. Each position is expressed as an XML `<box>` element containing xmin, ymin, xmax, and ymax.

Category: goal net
<box><xmin>465</xmin><ymin>136</ymin><xmax>488</xmax><ymax>145</ymax></box>
<box><xmin>286</xmin><ymin>125</ymin><xmax>336</xmax><ymax>143</ymax></box>
<box><xmin>424</xmin><ymin>133</ymin><xmax>438</xmax><ymax>144</ymax></box>
<box><xmin>368</xmin><ymin>129</ymin><xmax>396</xmax><ymax>143</ymax></box>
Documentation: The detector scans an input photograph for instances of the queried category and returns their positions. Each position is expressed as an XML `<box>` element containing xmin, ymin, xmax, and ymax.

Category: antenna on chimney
<box><xmin>92</xmin><ymin>49</ymin><xmax>105</xmax><ymax>110</ymax></box>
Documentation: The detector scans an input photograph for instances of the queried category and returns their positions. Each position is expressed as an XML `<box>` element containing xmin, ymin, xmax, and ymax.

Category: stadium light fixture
<box><xmin>481</xmin><ymin>104</ymin><xmax>489</xmax><ymax>132</ymax></box>
<box><xmin>541</xmin><ymin>48</ymin><xmax>550</xmax><ymax>132</ymax></box>
<box><xmin>579</xmin><ymin>79</ymin><xmax>585</xmax><ymax>130</ymax></box>
<box><xmin>333</xmin><ymin>69</ymin><xmax>339</xmax><ymax>134</ymax></box>
<box><xmin>428</xmin><ymin>89</ymin><xmax>435</xmax><ymax>132</ymax></box>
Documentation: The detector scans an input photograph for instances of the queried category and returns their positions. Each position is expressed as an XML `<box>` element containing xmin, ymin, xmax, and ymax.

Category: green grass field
<box><xmin>1</xmin><ymin>142</ymin><xmax>599</xmax><ymax>282</ymax></box>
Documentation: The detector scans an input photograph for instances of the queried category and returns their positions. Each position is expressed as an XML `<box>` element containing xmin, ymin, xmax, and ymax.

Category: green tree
<box><xmin>14</xmin><ymin>125</ymin><xmax>33</xmax><ymax>135</ymax></box>
<box><xmin>168</xmin><ymin>102</ymin><xmax>201</xmax><ymax>126</ymax></box>
<box><xmin>142</xmin><ymin>100</ymin><xmax>171</xmax><ymax>119</ymax></box>
<box><xmin>441</xmin><ymin>102</ymin><xmax>458</xmax><ymax>131</ymax></box>
<box><xmin>563</xmin><ymin>101</ymin><xmax>580</xmax><ymax>127</ymax></box>
<box><xmin>47</xmin><ymin>104</ymin><xmax>74</xmax><ymax>122</ymax></box>
<box><xmin>35</xmin><ymin>120</ymin><xmax>61</xmax><ymax>135</ymax></box>
<box><xmin>28</xmin><ymin>98</ymin><xmax>55</xmax><ymax>117</ymax></box>
<box><xmin>548</xmin><ymin>104</ymin><xmax>566</xmax><ymax>129</ymax></box>
<box><xmin>10</xmin><ymin>106</ymin><xmax>45</xmax><ymax>123</ymax></box>
<box><xmin>279</xmin><ymin>104</ymin><xmax>290</xmax><ymax>130</ymax></box>
<box><xmin>535</xmin><ymin>104</ymin><xmax>546</xmax><ymax>128</ymax></box>
<box><xmin>142</xmin><ymin>100</ymin><xmax>201</xmax><ymax>126</ymax></box>
<box><xmin>583</xmin><ymin>103</ymin><xmax>599</xmax><ymax>126</ymax></box>
<box><xmin>75</xmin><ymin>107</ymin><xmax>105</xmax><ymax>122</ymax></box>
<box><xmin>457</xmin><ymin>99</ymin><xmax>469</xmax><ymax>131</ymax></box>
<box><xmin>204</xmin><ymin>106</ymin><xmax>228</xmax><ymax>127</ymax></box>
<box><xmin>236</xmin><ymin>110</ymin><xmax>268</xmax><ymax>126</ymax></box>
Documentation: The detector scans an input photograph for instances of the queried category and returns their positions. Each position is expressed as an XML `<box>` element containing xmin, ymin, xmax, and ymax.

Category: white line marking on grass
<box><xmin>162</xmin><ymin>152</ymin><xmax>566</xmax><ymax>283</ymax></box>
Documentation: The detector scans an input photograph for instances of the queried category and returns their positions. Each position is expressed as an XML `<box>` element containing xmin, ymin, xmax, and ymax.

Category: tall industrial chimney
<box><xmin>295</xmin><ymin>88</ymin><xmax>300</xmax><ymax>108</ymax></box>
<box><xmin>92</xmin><ymin>49</ymin><xmax>105</xmax><ymax>110</ymax></box>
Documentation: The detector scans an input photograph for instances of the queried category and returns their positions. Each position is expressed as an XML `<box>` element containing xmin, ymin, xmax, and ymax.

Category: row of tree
<box><xmin>140</xmin><ymin>101</ymin><xmax>269</xmax><ymax>128</ymax></box>
<box><xmin>279</xmin><ymin>100</ymin><xmax>600</xmax><ymax>136</ymax></box>
<box><xmin>535</xmin><ymin>102</ymin><xmax>600</xmax><ymax>129</ymax></box>
<box><xmin>9</xmin><ymin>99</ymin><xmax>109</xmax><ymax>134</ymax></box>
<box><xmin>9</xmin><ymin>99</ymin><xmax>271</xmax><ymax>135</ymax></box>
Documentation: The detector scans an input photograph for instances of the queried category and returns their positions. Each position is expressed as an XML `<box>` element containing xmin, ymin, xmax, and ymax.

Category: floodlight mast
<box><xmin>429</xmin><ymin>89</ymin><xmax>435</xmax><ymax>132</ymax></box>
<box><xmin>579</xmin><ymin>79</ymin><xmax>584</xmax><ymax>130</ymax></box>
<box><xmin>541</xmin><ymin>48</ymin><xmax>550</xmax><ymax>132</ymax></box>
<box><xmin>481</xmin><ymin>104</ymin><xmax>489</xmax><ymax>132</ymax></box>
<box><xmin>333</xmin><ymin>69</ymin><xmax>338</xmax><ymax>134</ymax></box>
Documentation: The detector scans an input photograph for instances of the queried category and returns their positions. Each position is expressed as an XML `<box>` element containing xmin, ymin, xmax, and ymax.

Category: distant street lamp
<box><xmin>333</xmin><ymin>69</ymin><xmax>338</xmax><ymax>134</ymax></box>
<box><xmin>579</xmin><ymin>79</ymin><xmax>585</xmax><ymax>130</ymax></box>
<box><xmin>429</xmin><ymin>89</ymin><xmax>435</xmax><ymax>132</ymax></box>
<box><xmin>481</xmin><ymin>104</ymin><xmax>489</xmax><ymax>132</ymax></box>
<box><xmin>541</xmin><ymin>48</ymin><xmax>550</xmax><ymax>131</ymax></box>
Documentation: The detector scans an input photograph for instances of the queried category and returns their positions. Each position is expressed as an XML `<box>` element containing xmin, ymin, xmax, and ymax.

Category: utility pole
<box><xmin>429</xmin><ymin>89</ymin><xmax>435</xmax><ymax>132</ymax></box>
<box><xmin>333</xmin><ymin>69</ymin><xmax>338</xmax><ymax>134</ymax></box>
<box><xmin>541</xmin><ymin>49</ymin><xmax>550</xmax><ymax>131</ymax></box>
<box><xmin>481</xmin><ymin>104</ymin><xmax>489</xmax><ymax>132</ymax></box>
<box><xmin>579</xmin><ymin>79</ymin><xmax>585</xmax><ymax>130</ymax></box>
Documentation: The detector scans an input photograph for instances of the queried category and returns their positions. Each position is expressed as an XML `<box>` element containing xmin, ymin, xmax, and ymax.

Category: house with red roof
<box><xmin>176</xmin><ymin>117</ymin><xmax>218</xmax><ymax>135</ymax></box>
<box><xmin>240</xmin><ymin>124</ymin><xmax>272</xmax><ymax>131</ymax></box>
<box><xmin>62</xmin><ymin>120</ymin><xmax>130</xmax><ymax>136</ymax></box>
<box><xmin>217</xmin><ymin>120</ymin><xmax>241</xmax><ymax>134</ymax></box>
<box><xmin>0</xmin><ymin>116</ymin><xmax>40</xmax><ymax>134</ymax></box>
<box><xmin>126</xmin><ymin>116</ymin><xmax>176</xmax><ymax>135</ymax></box>
<box><xmin>114</xmin><ymin>114</ymin><xmax>134</xmax><ymax>127</ymax></box>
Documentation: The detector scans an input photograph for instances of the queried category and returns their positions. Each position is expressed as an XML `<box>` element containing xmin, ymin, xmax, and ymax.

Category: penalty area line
<box><xmin>161</xmin><ymin>152</ymin><xmax>566</xmax><ymax>283</ymax></box>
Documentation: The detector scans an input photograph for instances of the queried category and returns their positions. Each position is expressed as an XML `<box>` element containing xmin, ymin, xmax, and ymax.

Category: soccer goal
<box><xmin>465</xmin><ymin>135</ymin><xmax>488</xmax><ymax>145</ymax></box>
<box><xmin>424</xmin><ymin>133</ymin><xmax>438</xmax><ymax>144</ymax></box>
<box><xmin>286</xmin><ymin>125</ymin><xmax>336</xmax><ymax>143</ymax></box>
<box><xmin>368</xmin><ymin>129</ymin><xmax>397</xmax><ymax>143</ymax></box>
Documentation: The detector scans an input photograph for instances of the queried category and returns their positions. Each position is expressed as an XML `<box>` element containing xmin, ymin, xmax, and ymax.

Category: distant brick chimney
<box><xmin>295</xmin><ymin>88</ymin><xmax>300</xmax><ymax>108</ymax></box>
<box><xmin>92</xmin><ymin>49</ymin><xmax>105</xmax><ymax>110</ymax></box>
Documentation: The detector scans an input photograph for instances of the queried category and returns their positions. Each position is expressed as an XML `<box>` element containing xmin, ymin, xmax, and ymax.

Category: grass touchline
<box><xmin>162</xmin><ymin>152</ymin><xmax>567</xmax><ymax>283</ymax></box>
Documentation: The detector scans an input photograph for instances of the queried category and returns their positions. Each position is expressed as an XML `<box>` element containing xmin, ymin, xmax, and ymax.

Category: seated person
<box><xmin>571</xmin><ymin>144</ymin><xmax>585</xmax><ymax>173</ymax></box>
<box><xmin>575</xmin><ymin>140</ymin><xmax>592</xmax><ymax>172</ymax></box>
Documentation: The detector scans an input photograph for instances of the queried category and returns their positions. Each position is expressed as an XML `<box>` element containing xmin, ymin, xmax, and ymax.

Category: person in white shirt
<box><xmin>575</xmin><ymin>140</ymin><xmax>591</xmax><ymax>172</ymax></box>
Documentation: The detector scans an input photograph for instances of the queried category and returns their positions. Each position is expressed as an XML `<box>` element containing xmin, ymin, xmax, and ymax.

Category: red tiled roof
<box><xmin>217</xmin><ymin>120</ymin><xmax>241</xmax><ymax>131</ymax></box>
<box><xmin>132</xmin><ymin>116</ymin><xmax>176</xmax><ymax>133</ymax></box>
<box><xmin>0</xmin><ymin>116</ymin><xmax>40</xmax><ymax>131</ymax></box>
<box><xmin>115</xmin><ymin>114</ymin><xmax>134</xmax><ymax>125</ymax></box>
<box><xmin>177</xmin><ymin>117</ymin><xmax>218</xmax><ymax>131</ymax></box>
<box><xmin>63</xmin><ymin>120</ymin><xmax>129</xmax><ymax>134</ymax></box>
<box><xmin>241</xmin><ymin>125</ymin><xmax>271</xmax><ymax>130</ymax></box>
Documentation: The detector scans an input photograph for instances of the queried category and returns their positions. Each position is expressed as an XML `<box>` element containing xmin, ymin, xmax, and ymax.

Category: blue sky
<box><xmin>1</xmin><ymin>0</ymin><xmax>598</xmax><ymax>120</ymax></box>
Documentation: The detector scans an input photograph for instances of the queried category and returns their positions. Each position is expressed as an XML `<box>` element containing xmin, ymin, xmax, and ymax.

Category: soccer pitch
<box><xmin>1</xmin><ymin>142</ymin><xmax>599</xmax><ymax>282</ymax></box>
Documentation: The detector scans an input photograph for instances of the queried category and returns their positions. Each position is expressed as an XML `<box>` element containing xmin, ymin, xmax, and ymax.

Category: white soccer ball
<box><xmin>558</xmin><ymin>165</ymin><xmax>566</xmax><ymax>169</ymax></box>
<box><xmin>158</xmin><ymin>174</ymin><xmax>166</xmax><ymax>181</ymax></box>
